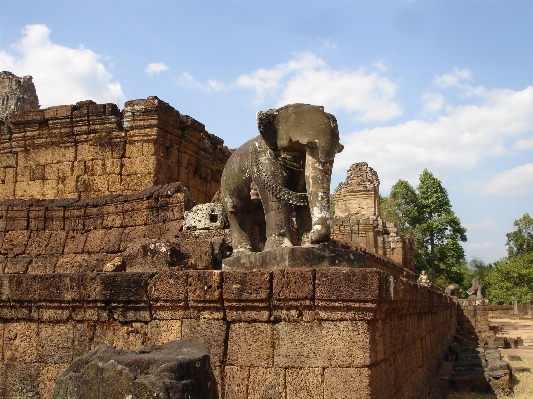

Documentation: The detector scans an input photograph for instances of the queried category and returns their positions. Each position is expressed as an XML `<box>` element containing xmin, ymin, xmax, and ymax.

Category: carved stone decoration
<box><xmin>220</xmin><ymin>103</ymin><xmax>343</xmax><ymax>254</ymax></box>
<box><xmin>52</xmin><ymin>338</ymin><xmax>219</xmax><ymax>399</ymax></box>
<box><xmin>184</xmin><ymin>203</ymin><xmax>228</xmax><ymax>230</ymax></box>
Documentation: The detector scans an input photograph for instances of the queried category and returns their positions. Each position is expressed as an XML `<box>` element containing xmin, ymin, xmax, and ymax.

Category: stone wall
<box><xmin>0</xmin><ymin>268</ymin><xmax>457</xmax><ymax>399</ymax></box>
<box><xmin>0</xmin><ymin>96</ymin><xmax>231</xmax><ymax>203</ymax></box>
<box><xmin>458</xmin><ymin>299</ymin><xmax>489</xmax><ymax>334</ymax></box>
<box><xmin>487</xmin><ymin>304</ymin><xmax>531</xmax><ymax>319</ymax></box>
<box><xmin>332</xmin><ymin>216</ymin><xmax>415</xmax><ymax>271</ymax></box>
<box><xmin>0</xmin><ymin>72</ymin><xmax>39</xmax><ymax>121</ymax></box>
<box><xmin>0</xmin><ymin>183</ymin><xmax>230</xmax><ymax>274</ymax></box>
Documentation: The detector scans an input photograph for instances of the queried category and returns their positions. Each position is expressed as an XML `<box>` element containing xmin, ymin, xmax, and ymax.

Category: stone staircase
<box><xmin>445</xmin><ymin>325</ymin><xmax>513</xmax><ymax>395</ymax></box>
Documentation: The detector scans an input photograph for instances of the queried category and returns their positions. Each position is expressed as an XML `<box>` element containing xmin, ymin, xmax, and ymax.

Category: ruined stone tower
<box><xmin>0</xmin><ymin>71</ymin><xmax>40</xmax><ymax>121</ymax></box>
<box><xmin>332</xmin><ymin>162</ymin><xmax>415</xmax><ymax>270</ymax></box>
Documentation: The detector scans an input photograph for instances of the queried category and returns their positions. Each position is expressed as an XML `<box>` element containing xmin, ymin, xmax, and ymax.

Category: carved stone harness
<box><xmin>251</xmin><ymin>142</ymin><xmax>309</xmax><ymax>206</ymax></box>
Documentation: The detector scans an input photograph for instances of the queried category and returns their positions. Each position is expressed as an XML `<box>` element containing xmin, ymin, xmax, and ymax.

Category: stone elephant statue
<box><xmin>220</xmin><ymin>103</ymin><xmax>343</xmax><ymax>253</ymax></box>
<box><xmin>445</xmin><ymin>283</ymin><xmax>460</xmax><ymax>297</ymax></box>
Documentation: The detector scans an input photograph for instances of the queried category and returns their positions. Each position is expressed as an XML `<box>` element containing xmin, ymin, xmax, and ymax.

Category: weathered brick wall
<box><xmin>458</xmin><ymin>299</ymin><xmax>489</xmax><ymax>333</ymax></box>
<box><xmin>0</xmin><ymin>268</ymin><xmax>457</xmax><ymax>399</ymax></box>
<box><xmin>0</xmin><ymin>183</ymin><xmax>195</xmax><ymax>274</ymax></box>
<box><xmin>0</xmin><ymin>96</ymin><xmax>231</xmax><ymax>203</ymax></box>
<box><xmin>331</xmin><ymin>215</ymin><xmax>415</xmax><ymax>271</ymax></box>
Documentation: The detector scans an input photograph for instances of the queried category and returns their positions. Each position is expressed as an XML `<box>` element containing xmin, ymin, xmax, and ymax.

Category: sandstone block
<box><xmin>147</xmin><ymin>319</ymin><xmax>182</xmax><ymax>346</ymax></box>
<box><xmin>38</xmin><ymin>364</ymin><xmax>70</xmax><ymax>399</ymax></box>
<box><xmin>63</xmin><ymin>231</ymin><xmax>87</xmax><ymax>254</ymax></box>
<box><xmin>286</xmin><ymin>368</ymin><xmax>323</xmax><ymax>399</ymax></box>
<box><xmin>94</xmin><ymin>272</ymin><xmax>151</xmax><ymax>301</ymax></box>
<box><xmin>1</xmin><ymin>230</ymin><xmax>30</xmax><ymax>257</ymax></box>
<box><xmin>323</xmin><ymin>367</ymin><xmax>371</xmax><ymax>399</ymax></box>
<box><xmin>5</xmin><ymin>256</ymin><xmax>32</xmax><ymax>273</ymax></box>
<box><xmin>273</xmin><ymin>320</ymin><xmax>371</xmax><ymax>368</ymax></box>
<box><xmin>3</xmin><ymin>361</ymin><xmax>41</xmax><ymax>398</ymax></box>
<box><xmin>45</xmin><ymin>230</ymin><xmax>67</xmax><ymax>254</ymax></box>
<box><xmin>224</xmin><ymin>366</ymin><xmax>250</xmax><ymax>399</ymax></box>
<box><xmin>248</xmin><ymin>367</ymin><xmax>285</xmax><ymax>399</ymax></box>
<box><xmin>315</xmin><ymin>267</ymin><xmax>386</xmax><ymax>302</ymax></box>
<box><xmin>3</xmin><ymin>321</ymin><xmax>38</xmax><ymax>362</ymax></box>
<box><xmin>227</xmin><ymin>322</ymin><xmax>273</xmax><ymax>367</ymax></box>
<box><xmin>181</xmin><ymin>318</ymin><xmax>227</xmax><ymax>366</ymax></box>
<box><xmin>37</xmin><ymin>323</ymin><xmax>74</xmax><ymax>364</ymax></box>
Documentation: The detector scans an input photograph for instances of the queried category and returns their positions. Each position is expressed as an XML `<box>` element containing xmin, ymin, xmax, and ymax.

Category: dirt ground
<box><xmin>446</xmin><ymin>318</ymin><xmax>533</xmax><ymax>399</ymax></box>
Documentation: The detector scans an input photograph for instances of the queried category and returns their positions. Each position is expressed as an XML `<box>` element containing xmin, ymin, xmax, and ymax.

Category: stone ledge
<box><xmin>222</xmin><ymin>245</ymin><xmax>366</xmax><ymax>271</ymax></box>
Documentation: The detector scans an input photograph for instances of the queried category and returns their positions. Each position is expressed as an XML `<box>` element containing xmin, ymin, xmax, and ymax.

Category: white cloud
<box><xmin>177</xmin><ymin>72</ymin><xmax>224</xmax><ymax>92</ymax></box>
<box><xmin>0</xmin><ymin>24</ymin><xmax>126</xmax><ymax>108</ymax></box>
<box><xmin>464</xmin><ymin>219</ymin><xmax>496</xmax><ymax>231</ymax></box>
<box><xmin>465</xmin><ymin>163</ymin><xmax>533</xmax><ymax>195</ymax></box>
<box><xmin>465</xmin><ymin>242</ymin><xmax>495</xmax><ymax>251</ymax></box>
<box><xmin>145</xmin><ymin>62</ymin><xmax>169</xmax><ymax>76</ymax></box>
<box><xmin>433</xmin><ymin>67</ymin><xmax>472</xmax><ymax>88</ymax></box>
<box><xmin>422</xmin><ymin>92</ymin><xmax>445</xmax><ymax>113</ymax></box>
<box><xmin>336</xmin><ymin>85</ymin><xmax>533</xmax><ymax>190</ymax></box>
<box><xmin>513</xmin><ymin>138</ymin><xmax>533</xmax><ymax>150</ymax></box>
<box><xmin>235</xmin><ymin>52</ymin><xmax>402</xmax><ymax>122</ymax></box>
<box><xmin>372</xmin><ymin>60</ymin><xmax>387</xmax><ymax>72</ymax></box>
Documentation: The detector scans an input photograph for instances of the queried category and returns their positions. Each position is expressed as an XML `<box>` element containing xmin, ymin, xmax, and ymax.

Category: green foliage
<box><xmin>484</xmin><ymin>252</ymin><xmax>533</xmax><ymax>304</ymax></box>
<box><xmin>467</xmin><ymin>256</ymin><xmax>493</xmax><ymax>283</ymax></box>
<box><xmin>505</xmin><ymin>213</ymin><xmax>533</xmax><ymax>258</ymax></box>
<box><xmin>383</xmin><ymin>169</ymin><xmax>467</xmax><ymax>287</ymax></box>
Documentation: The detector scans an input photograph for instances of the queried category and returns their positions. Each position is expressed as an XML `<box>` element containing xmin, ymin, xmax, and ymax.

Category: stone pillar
<box><xmin>527</xmin><ymin>300</ymin><xmax>531</xmax><ymax>316</ymax></box>
<box><xmin>512</xmin><ymin>297</ymin><xmax>518</xmax><ymax>315</ymax></box>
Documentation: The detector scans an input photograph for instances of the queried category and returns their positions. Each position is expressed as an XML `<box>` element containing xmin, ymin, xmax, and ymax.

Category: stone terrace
<box><xmin>0</xmin><ymin>96</ymin><xmax>231</xmax><ymax>203</ymax></box>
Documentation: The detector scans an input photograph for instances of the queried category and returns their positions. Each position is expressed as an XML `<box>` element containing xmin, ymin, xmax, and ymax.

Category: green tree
<box><xmin>385</xmin><ymin>169</ymin><xmax>467</xmax><ymax>286</ymax></box>
<box><xmin>468</xmin><ymin>256</ymin><xmax>493</xmax><ymax>283</ymax></box>
<box><xmin>484</xmin><ymin>252</ymin><xmax>533</xmax><ymax>304</ymax></box>
<box><xmin>505</xmin><ymin>213</ymin><xmax>533</xmax><ymax>258</ymax></box>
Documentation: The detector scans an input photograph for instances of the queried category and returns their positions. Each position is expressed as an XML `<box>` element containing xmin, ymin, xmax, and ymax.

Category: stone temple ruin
<box><xmin>0</xmin><ymin>74</ymin><xmax>509</xmax><ymax>398</ymax></box>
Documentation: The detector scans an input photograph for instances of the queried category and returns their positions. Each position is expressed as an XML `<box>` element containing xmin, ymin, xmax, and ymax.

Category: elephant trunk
<box><xmin>305</xmin><ymin>147</ymin><xmax>333</xmax><ymax>244</ymax></box>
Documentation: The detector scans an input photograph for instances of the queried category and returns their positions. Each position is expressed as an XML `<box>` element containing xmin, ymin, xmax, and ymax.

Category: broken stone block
<box><xmin>183</xmin><ymin>203</ymin><xmax>227</xmax><ymax>230</ymax></box>
<box><xmin>52</xmin><ymin>338</ymin><xmax>219</xmax><ymax>399</ymax></box>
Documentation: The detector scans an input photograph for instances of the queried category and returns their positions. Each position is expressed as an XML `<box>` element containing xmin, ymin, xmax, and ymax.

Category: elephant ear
<box><xmin>257</xmin><ymin>109</ymin><xmax>279</xmax><ymax>150</ymax></box>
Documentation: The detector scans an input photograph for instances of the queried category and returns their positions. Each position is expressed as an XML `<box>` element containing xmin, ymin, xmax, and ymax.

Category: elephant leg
<box><xmin>227</xmin><ymin>211</ymin><xmax>254</xmax><ymax>253</ymax></box>
<box><xmin>257</xmin><ymin>183</ymin><xmax>292</xmax><ymax>251</ymax></box>
<box><xmin>295</xmin><ymin>205</ymin><xmax>313</xmax><ymax>246</ymax></box>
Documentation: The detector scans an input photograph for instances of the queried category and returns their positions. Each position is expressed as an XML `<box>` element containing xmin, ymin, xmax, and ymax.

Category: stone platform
<box><xmin>221</xmin><ymin>245</ymin><xmax>366</xmax><ymax>271</ymax></box>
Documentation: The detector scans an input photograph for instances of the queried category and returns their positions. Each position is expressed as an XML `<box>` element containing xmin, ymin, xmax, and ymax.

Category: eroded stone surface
<box><xmin>52</xmin><ymin>338</ymin><xmax>219</xmax><ymax>399</ymax></box>
<box><xmin>222</xmin><ymin>245</ymin><xmax>366</xmax><ymax>271</ymax></box>
<box><xmin>184</xmin><ymin>203</ymin><xmax>228</xmax><ymax>230</ymax></box>
<box><xmin>0</xmin><ymin>71</ymin><xmax>39</xmax><ymax>121</ymax></box>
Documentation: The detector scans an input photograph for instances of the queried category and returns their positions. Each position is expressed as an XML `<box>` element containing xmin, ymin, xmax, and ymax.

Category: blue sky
<box><xmin>1</xmin><ymin>0</ymin><xmax>532</xmax><ymax>264</ymax></box>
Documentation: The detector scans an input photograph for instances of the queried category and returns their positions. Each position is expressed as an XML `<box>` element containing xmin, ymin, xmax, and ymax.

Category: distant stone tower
<box><xmin>331</xmin><ymin>162</ymin><xmax>415</xmax><ymax>271</ymax></box>
<box><xmin>0</xmin><ymin>71</ymin><xmax>40</xmax><ymax>121</ymax></box>
<box><xmin>333</xmin><ymin>162</ymin><xmax>379</xmax><ymax>217</ymax></box>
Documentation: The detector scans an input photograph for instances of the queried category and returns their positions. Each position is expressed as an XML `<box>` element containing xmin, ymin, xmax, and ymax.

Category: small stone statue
<box><xmin>445</xmin><ymin>283</ymin><xmax>460</xmax><ymax>297</ymax></box>
<box><xmin>467</xmin><ymin>276</ymin><xmax>483</xmax><ymax>300</ymax></box>
<box><xmin>417</xmin><ymin>270</ymin><xmax>430</xmax><ymax>286</ymax></box>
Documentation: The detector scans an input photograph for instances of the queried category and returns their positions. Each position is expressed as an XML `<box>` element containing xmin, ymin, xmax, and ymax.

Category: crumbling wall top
<box><xmin>335</xmin><ymin>162</ymin><xmax>380</xmax><ymax>194</ymax></box>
